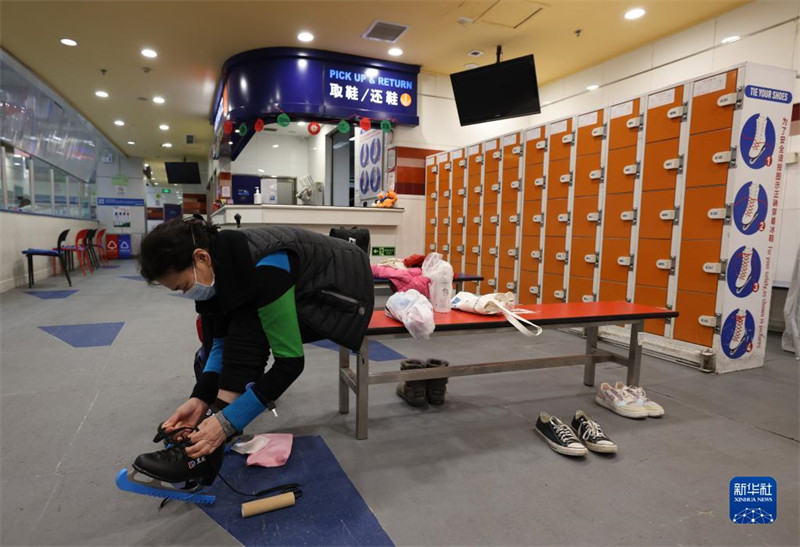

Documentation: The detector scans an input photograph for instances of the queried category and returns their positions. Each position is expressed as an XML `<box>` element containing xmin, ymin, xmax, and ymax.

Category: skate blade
<box><xmin>115</xmin><ymin>468</ymin><xmax>215</xmax><ymax>505</ymax></box>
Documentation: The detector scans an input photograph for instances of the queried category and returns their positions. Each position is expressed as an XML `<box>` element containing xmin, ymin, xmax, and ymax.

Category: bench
<box><xmin>373</xmin><ymin>273</ymin><xmax>484</xmax><ymax>292</ymax></box>
<box><xmin>337</xmin><ymin>301</ymin><xmax>678</xmax><ymax>439</ymax></box>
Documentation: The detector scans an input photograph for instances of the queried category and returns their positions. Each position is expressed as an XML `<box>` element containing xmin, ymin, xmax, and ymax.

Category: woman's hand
<box><xmin>161</xmin><ymin>398</ymin><xmax>208</xmax><ymax>438</ymax></box>
<box><xmin>186</xmin><ymin>415</ymin><xmax>226</xmax><ymax>458</ymax></box>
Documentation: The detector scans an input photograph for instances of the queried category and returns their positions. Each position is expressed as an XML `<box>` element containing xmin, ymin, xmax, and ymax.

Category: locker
<box><xmin>576</xmin><ymin>109</ymin><xmax>605</xmax><ymax>157</ymax></box>
<box><xmin>480</xmin><ymin>265</ymin><xmax>496</xmax><ymax>294</ymax></box>
<box><xmin>547</xmin><ymin>159</ymin><xmax>572</xmax><ymax>199</ymax></box>
<box><xmin>602</xmin><ymin>193</ymin><xmax>635</xmax><ymax>239</ymax></box>
<box><xmin>502</xmin><ymin>174</ymin><xmax>521</xmax><ymax>203</ymax></box>
<box><xmin>544</xmin><ymin>236</ymin><xmax>567</xmax><ymax>275</ymax></box>
<box><xmin>542</xmin><ymin>273</ymin><xmax>566</xmax><ymax>303</ymax></box>
<box><xmin>498</xmin><ymin>267</ymin><xmax>516</xmax><ymax>292</ymax></box>
<box><xmin>524</xmin><ymin>130</ymin><xmax>547</xmax><ymax>165</ymax></box>
<box><xmin>426</xmin><ymin>162</ymin><xmax>438</xmax><ymax>181</ymax></box>
<box><xmin>642</xmin><ymin>138</ymin><xmax>680</xmax><ymax>191</ymax></box>
<box><xmin>635</xmin><ymin>238</ymin><xmax>673</xmax><ymax>289</ymax></box>
<box><xmin>633</xmin><ymin>285</ymin><xmax>668</xmax><ymax>335</ymax></box>
<box><xmin>484</xmin><ymin>140</ymin><xmax>501</xmax><ymax>173</ymax></box>
<box><xmin>570</xmin><ymin>237</ymin><xmax>597</xmax><ymax>279</ymax></box>
<box><xmin>545</xmin><ymin>198</ymin><xmax>569</xmax><ymax>237</ymax></box>
<box><xmin>606</xmin><ymin>146</ymin><xmax>638</xmax><ymax>194</ymax></box>
<box><xmin>598</xmin><ymin>279</ymin><xmax>628</xmax><ymax>302</ymax></box>
<box><xmin>609</xmin><ymin>98</ymin><xmax>641</xmax><ymax>150</ymax></box>
<box><xmin>463</xmin><ymin>280</ymin><xmax>481</xmax><ymax>294</ymax></box>
<box><xmin>518</xmin><ymin>269</ymin><xmax>540</xmax><ymax>304</ymax></box>
<box><xmin>524</xmin><ymin>213</ymin><xmax>543</xmax><ymax>238</ymax></box>
<box><xmin>572</xmin><ymin>195</ymin><xmax>600</xmax><ymax>238</ymax></box>
<box><xmin>465</xmin><ymin>226</ymin><xmax>480</xmax><ymax>255</ymax></box>
<box><xmin>498</xmin><ymin>235</ymin><xmax>517</xmax><ymax>270</ymax></box>
<box><xmin>690</xmin><ymin>69</ymin><xmax>738</xmax><ymax>135</ymax></box>
<box><xmin>437</xmin><ymin>215</ymin><xmax>449</xmax><ymax>235</ymax></box>
<box><xmin>574</xmin><ymin>154</ymin><xmax>602</xmax><ymax>197</ymax></box>
<box><xmin>681</xmin><ymin>185</ymin><xmax>727</xmax><ymax>241</ymax></box>
<box><xmin>569</xmin><ymin>276</ymin><xmax>595</xmax><ymax>303</ymax></box>
<box><xmin>645</xmin><ymin>85</ymin><xmax>684</xmax><ymax>144</ymax></box>
<box><xmin>673</xmin><ymin>290</ymin><xmax>717</xmax><ymax>347</ymax></box>
<box><xmin>483</xmin><ymin>186</ymin><xmax>500</xmax><ymax>210</ymax></box>
<box><xmin>452</xmin><ymin>197</ymin><xmax>466</xmax><ymax>226</ymax></box>
<box><xmin>469</xmin><ymin>149</ymin><xmax>483</xmax><ymax>170</ymax></box>
<box><xmin>549</xmin><ymin>119</ymin><xmax>573</xmax><ymax>161</ymax></box>
<box><xmin>468</xmin><ymin>169</ymin><xmax>482</xmax><ymax>186</ymax></box>
<box><xmin>524</xmin><ymin>168</ymin><xmax>545</xmax><ymax>201</ymax></box>
<box><xmin>425</xmin><ymin>231</ymin><xmax>436</xmax><ymax>253</ymax></box>
<box><xmin>500</xmin><ymin>211</ymin><xmax>519</xmax><ymax>238</ymax></box>
<box><xmin>520</xmin><ymin>236</ymin><xmax>541</xmax><ymax>272</ymax></box>
<box><xmin>525</xmin><ymin>162</ymin><xmax>545</xmax><ymax>183</ymax></box>
<box><xmin>677</xmin><ymin>239</ymin><xmax>722</xmax><ymax>295</ymax></box>
<box><xmin>600</xmin><ymin>238</ymin><xmax>632</xmax><ymax>284</ymax></box>
<box><xmin>482</xmin><ymin>220</ymin><xmax>498</xmax><ymax>239</ymax></box>
<box><xmin>639</xmin><ymin>189</ymin><xmax>676</xmax><ymax>239</ymax></box>
<box><xmin>685</xmin><ymin>127</ymin><xmax>733</xmax><ymax>188</ymax></box>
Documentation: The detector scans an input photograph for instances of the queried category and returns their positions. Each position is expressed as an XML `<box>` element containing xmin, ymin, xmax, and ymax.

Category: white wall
<box><xmin>307</xmin><ymin>128</ymin><xmax>329</xmax><ymax>183</ymax></box>
<box><xmin>95</xmin><ymin>154</ymin><xmax>147</xmax><ymax>254</ymax></box>
<box><xmin>232</xmin><ymin>131</ymin><xmax>310</xmax><ymax>179</ymax></box>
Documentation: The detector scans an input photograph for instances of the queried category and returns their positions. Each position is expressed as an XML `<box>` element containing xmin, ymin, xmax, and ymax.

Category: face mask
<box><xmin>181</xmin><ymin>261</ymin><xmax>216</xmax><ymax>301</ymax></box>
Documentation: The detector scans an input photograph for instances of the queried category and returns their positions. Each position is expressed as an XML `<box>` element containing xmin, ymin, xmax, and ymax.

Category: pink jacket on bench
<box><xmin>372</xmin><ymin>264</ymin><xmax>431</xmax><ymax>297</ymax></box>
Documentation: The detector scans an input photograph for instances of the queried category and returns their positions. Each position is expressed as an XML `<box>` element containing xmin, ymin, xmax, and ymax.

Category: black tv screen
<box><xmin>450</xmin><ymin>55</ymin><xmax>541</xmax><ymax>126</ymax></box>
<box><xmin>164</xmin><ymin>162</ymin><xmax>201</xmax><ymax>184</ymax></box>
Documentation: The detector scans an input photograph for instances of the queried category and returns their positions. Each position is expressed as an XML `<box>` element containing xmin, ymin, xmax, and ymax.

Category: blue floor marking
<box><xmin>119</xmin><ymin>275</ymin><xmax>145</xmax><ymax>281</ymax></box>
<box><xmin>39</xmin><ymin>322</ymin><xmax>125</xmax><ymax>348</ymax></box>
<box><xmin>310</xmin><ymin>339</ymin><xmax>406</xmax><ymax>361</ymax></box>
<box><xmin>24</xmin><ymin>290</ymin><xmax>78</xmax><ymax>299</ymax></box>
<box><xmin>200</xmin><ymin>435</ymin><xmax>393</xmax><ymax>547</ymax></box>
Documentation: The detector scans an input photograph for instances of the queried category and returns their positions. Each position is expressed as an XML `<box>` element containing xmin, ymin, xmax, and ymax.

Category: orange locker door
<box><xmin>542</xmin><ymin>273</ymin><xmax>566</xmax><ymax>303</ymax></box>
<box><xmin>598</xmin><ymin>280</ymin><xmax>628</xmax><ymax>302</ymax></box>
<box><xmin>639</xmin><ymin>189</ymin><xmax>676</xmax><ymax>240</ymax></box>
<box><xmin>685</xmin><ymin>127</ymin><xmax>733</xmax><ymax>189</ymax></box>
<box><xmin>569</xmin><ymin>276</ymin><xmax>595</xmax><ymax>303</ymax></box>
<box><xmin>633</xmin><ymin>285</ymin><xmax>668</xmax><ymax>335</ymax></box>
<box><xmin>545</xmin><ymin>198</ymin><xmax>568</xmax><ymax>237</ymax></box>
<box><xmin>523</xmin><ymin>199</ymin><xmax>543</xmax><ymax>238</ymax></box>
<box><xmin>544</xmin><ymin>236</ymin><xmax>567</xmax><ymax>275</ymax></box>
<box><xmin>469</xmin><ymin>147</ymin><xmax>483</xmax><ymax>173</ymax></box>
<box><xmin>677</xmin><ymin>240</ymin><xmax>722</xmax><ymax>295</ymax></box>
<box><xmin>519</xmin><ymin>236</ymin><xmax>540</xmax><ymax>272</ymax></box>
<box><xmin>577</xmin><ymin>109</ymin><xmax>605</xmax><ymax>157</ymax></box>
<box><xmin>572</xmin><ymin>195</ymin><xmax>599</xmax><ymax>238</ymax></box>
<box><xmin>606</xmin><ymin>146</ymin><xmax>638</xmax><ymax>194</ymax></box>
<box><xmin>642</xmin><ymin>138</ymin><xmax>680</xmax><ymax>191</ymax></box>
<box><xmin>608</xmin><ymin>98</ymin><xmax>641</xmax><ymax>150</ymax></box>
<box><xmin>549</xmin><ymin>119</ymin><xmax>574</xmax><ymax>162</ymax></box>
<box><xmin>524</xmin><ymin>127</ymin><xmax>546</xmax><ymax>165</ymax></box>
<box><xmin>484</xmin><ymin>140</ymin><xmax>501</xmax><ymax>174</ymax></box>
<box><xmin>645</xmin><ymin>85</ymin><xmax>684</xmax><ymax>144</ymax></box>
<box><xmin>690</xmin><ymin>69</ymin><xmax>738</xmax><ymax>135</ymax></box>
<box><xmin>425</xmin><ymin>230</ymin><xmax>435</xmax><ymax>254</ymax></box>
<box><xmin>498</xmin><ymin>267</ymin><xmax>516</xmax><ymax>292</ymax></box>
<box><xmin>480</xmin><ymin>265</ymin><xmax>496</xmax><ymax>294</ymax></box>
<box><xmin>500</xmin><ymin>212</ymin><xmax>518</xmax><ymax>240</ymax></box>
<box><xmin>502</xmin><ymin>167</ymin><xmax>521</xmax><ymax>199</ymax></box>
<box><xmin>547</xmin><ymin>159</ymin><xmax>571</xmax><ymax>200</ymax></box>
<box><xmin>603</xmin><ymin>193</ymin><xmax>635</xmax><ymax>239</ymax></box>
<box><xmin>518</xmin><ymin>269</ymin><xmax>539</xmax><ymax>304</ymax></box>
<box><xmin>600</xmin><ymin>238</ymin><xmax>632</xmax><ymax>284</ymax></box>
<box><xmin>682</xmin><ymin>186</ymin><xmax>727</xmax><ymax>242</ymax></box>
<box><xmin>635</xmin><ymin>239</ymin><xmax>673</xmax><ymax>289</ymax></box>
<box><xmin>570</xmin><ymin>237</ymin><xmax>597</xmax><ymax>279</ymax></box>
<box><xmin>524</xmin><ymin>164</ymin><xmax>545</xmax><ymax>202</ymax></box>
<box><xmin>673</xmin><ymin>291</ymin><xmax>717</xmax><ymax>347</ymax></box>
<box><xmin>574</xmin><ymin>154</ymin><xmax>602</xmax><ymax>197</ymax></box>
<box><xmin>498</xmin><ymin>235</ymin><xmax>517</xmax><ymax>270</ymax></box>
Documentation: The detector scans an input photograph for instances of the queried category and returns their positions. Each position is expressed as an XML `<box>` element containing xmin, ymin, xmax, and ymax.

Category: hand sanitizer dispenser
<box><xmin>253</xmin><ymin>187</ymin><xmax>262</xmax><ymax>205</ymax></box>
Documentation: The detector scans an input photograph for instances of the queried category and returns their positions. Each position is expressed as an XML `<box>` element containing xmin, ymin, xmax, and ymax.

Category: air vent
<box><xmin>185</xmin><ymin>134</ymin><xmax>194</xmax><ymax>145</ymax></box>
<box><xmin>467</xmin><ymin>50</ymin><xmax>484</xmax><ymax>57</ymax></box>
<box><xmin>362</xmin><ymin>20</ymin><xmax>409</xmax><ymax>43</ymax></box>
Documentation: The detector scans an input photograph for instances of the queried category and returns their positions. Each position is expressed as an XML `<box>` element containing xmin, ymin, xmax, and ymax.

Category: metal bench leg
<box><xmin>338</xmin><ymin>345</ymin><xmax>349</xmax><ymax>414</ymax></box>
<box><xmin>355</xmin><ymin>337</ymin><xmax>370</xmax><ymax>440</ymax></box>
<box><xmin>628</xmin><ymin>320</ymin><xmax>643</xmax><ymax>386</ymax></box>
<box><xmin>26</xmin><ymin>255</ymin><xmax>34</xmax><ymax>288</ymax></box>
<box><xmin>583</xmin><ymin>325</ymin><xmax>598</xmax><ymax>386</ymax></box>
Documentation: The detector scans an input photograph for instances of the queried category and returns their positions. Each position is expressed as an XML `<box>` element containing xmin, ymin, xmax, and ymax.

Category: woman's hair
<box><xmin>139</xmin><ymin>218</ymin><xmax>219</xmax><ymax>284</ymax></box>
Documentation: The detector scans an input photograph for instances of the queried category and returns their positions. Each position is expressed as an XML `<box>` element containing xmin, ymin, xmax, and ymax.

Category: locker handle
<box><xmin>559</xmin><ymin>173</ymin><xmax>572</xmax><ymax>184</ymax></box>
<box><xmin>659</xmin><ymin>209</ymin><xmax>676</xmax><ymax>221</ymax></box>
<box><xmin>554</xmin><ymin>290</ymin><xmax>566</xmax><ymax>300</ymax></box>
<box><xmin>458</xmin><ymin>159</ymin><xmax>467</xmax><ymax>168</ymax></box>
<box><xmin>532</xmin><ymin>214</ymin><xmax>543</xmax><ymax>224</ymax></box>
<box><xmin>457</xmin><ymin>217</ymin><xmax>465</xmax><ymax>225</ymax></box>
<box><xmin>562</xmin><ymin>133</ymin><xmax>575</xmax><ymax>144</ymax></box>
<box><xmin>475</xmin><ymin>155</ymin><xmax>484</xmax><ymax>163</ymax></box>
<box><xmin>591</xmin><ymin>126</ymin><xmax>605</xmax><ymax>138</ymax></box>
<box><xmin>473</xmin><ymin>216</ymin><xmax>481</xmax><ymax>224</ymax></box>
<box><xmin>531</xmin><ymin>250</ymin><xmax>541</xmax><ymax>259</ymax></box>
<box><xmin>623</xmin><ymin>164</ymin><xmax>638</xmax><ymax>176</ymax></box>
<box><xmin>530</xmin><ymin>286</ymin><xmax>540</xmax><ymax>295</ymax></box>
<box><xmin>703</xmin><ymin>262</ymin><xmax>722</xmax><ymax>274</ymax></box>
<box><xmin>512</xmin><ymin>145</ymin><xmax>522</xmax><ymax>155</ymax></box>
<box><xmin>429</xmin><ymin>243</ymin><xmax>436</xmax><ymax>250</ymax></box>
<box><xmin>489</xmin><ymin>247</ymin><xmax>498</xmax><ymax>256</ymax></box>
<box><xmin>429</xmin><ymin>217</ymin><xmax>437</xmax><ymax>225</ymax></box>
<box><xmin>490</xmin><ymin>215</ymin><xmax>499</xmax><ymax>224</ymax></box>
<box><xmin>557</xmin><ymin>213</ymin><xmax>569</xmax><ymax>223</ymax></box>
<box><xmin>656</xmin><ymin>258</ymin><xmax>673</xmax><ymax>270</ymax></box>
<box><xmin>488</xmin><ymin>279</ymin><xmax>497</xmax><ymax>287</ymax></box>
<box><xmin>707</xmin><ymin>208</ymin><xmax>727</xmax><ymax>220</ymax></box>
<box><xmin>491</xmin><ymin>183</ymin><xmax>501</xmax><ymax>192</ymax></box>
<box><xmin>712</xmin><ymin>150</ymin><xmax>732</xmax><ymax>164</ymax></box>
<box><xmin>589</xmin><ymin>169</ymin><xmax>603</xmax><ymax>180</ymax></box>
<box><xmin>492</xmin><ymin>151</ymin><xmax>502</xmax><ymax>160</ymax></box>
<box><xmin>626</xmin><ymin>116</ymin><xmax>641</xmax><ymax>129</ymax></box>
<box><xmin>620</xmin><ymin>210</ymin><xmax>635</xmax><ymax>221</ymax></box>
<box><xmin>510</xmin><ymin>180</ymin><xmax>521</xmax><ymax>190</ymax></box>
<box><xmin>717</xmin><ymin>92</ymin><xmax>737</xmax><ymax>107</ymax></box>
<box><xmin>667</xmin><ymin>105</ymin><xmax>685</xmax><ymax>119</ymax></box>
<box><xmin>556</xmin><ymin>252</ymin><xmax>568</xmax><ymax>261</ymax></box>
<box><xmin>663</xmin><ymin>157</ymin><xmax>682</xmax><ymax>170</ymax></box>
<box><xmin>617</xmin><ymin>256</ymin><xmax>632</xmax><ymax>266</ymax></box>
<box><xmin>430</xmin><ymin>192</ymin><xmax>438</xmax><ymax>200</ymax></box>
<box><xmin>457</xmin><ymin>188</ymin><xmax>466</xmax><ymax>196</ymax></box>
<box><xmin>443</xmin><ymin>190</ymin><xmax>451</xmax><ymax>198</ymax></box>
<box><xmin>535</xmin><ymin>140</ymin><xmax>547</xmax><ymax>150</ymax></box>
<box><xmin>508</xmin><ymin>248</ymin><xmax>518</xmax><ymax>257</ymax></box>
<box><xmin>581</xmin><ymin>294</ymin><xmax>594</xmax><ymax>303</ymax></box>
<box><xmin>431</xmin><ymin>166</ymin><xmax>439</xmax><ymax>174</ymax></box>
<box><xmin>456</xmin><ymin>245</ymin><xmax>465</xmax><ymax>252</ymax></box>
<box><xmin>442</xmin><ymin>244</ymin><xmax>450</xmax><ymax>251</ymax></box>
<box><xmin>506</xmin><ymin>282</ymin><xmax>517</xmax><ymax>290</ymax></box>
<box><xmin>444</xmin><ymin>162</ymin><xmax>452</xmax><ymax>171</ymax></box>
<box><xmin>534</xmin><ymin>177</ymin><xmax>545</xmax><ymax>187</ymax></box>
<box><xmin>584</xmin><ymin>254</ymin><xmax>597</xmax><ymax>264</ymax></box>
<box><xmin>587</xmin><ymin>212</ymin><xmax>600</xmax><ymax>222</ymax></box>
<box><xmin>443</xmin><ymin>218</ymin><xmax>450</xmax><ymax>225</ymax></box>
<box><xmin>698</xmin><ymin>315</ymin><xmax>718</xmax><ymax>328</ymax></box>
<box><xmin>474</xmin><ymin>186</ymin><xmax>483</xmax><ymax>194</ymax></box>
<box><xmin>509</xmin><ymin>215</ymin><xmax>519</xmax><ymax>223</ymax></box>
<box><xmin>471</xmin><ymin>246</ymin><xmax>481</xmax><ymax>254</ymax></box>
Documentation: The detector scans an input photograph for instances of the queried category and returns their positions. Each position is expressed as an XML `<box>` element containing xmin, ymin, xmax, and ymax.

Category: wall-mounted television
<box><xmin>164</xmin><ymin>162</ymin><xmax>201</xmax><ymax>184</ymax></box>
<box><xmin>450</xmin><ymin>55</ymin><xmax>541</xmax><ymax>126</ymax></box>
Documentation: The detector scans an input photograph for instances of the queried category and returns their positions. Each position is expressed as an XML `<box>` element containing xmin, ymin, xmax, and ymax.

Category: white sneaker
<box><xmin>735</xmin><ymin>246</ymin><xmax>753</xmax><ymax>291</ymax></box>
<box><xmin>748</xmin><ymin>114</ymin><xmax>767</xmax><ymax>163</ymax></box>
<box><xmin>595</xmin><ymin>382</ymin><xmax>648</xmax><ymax>419</ymax></box>
<box><xmin>741</xmin><ymin>183</ymin><xmax>760</xmax><ymax>229</ymax></box>
<box><xmin>729</xmin><ymin>308</ymin><xmax>748</xmax><ymax>353</ymax></box>
<box><xmin>615</xmin><ymin>382</ymin><xmax>665</xmax><ymax>417</ymax></box>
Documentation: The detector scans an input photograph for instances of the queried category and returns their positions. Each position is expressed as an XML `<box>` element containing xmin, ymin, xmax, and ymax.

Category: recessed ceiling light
<box><xmin>721</xmin><ymin>35</ymin><xmax>741</xmax><ymax>44</ymax></box>
<box><xmin>114</xmin><ymin>120</ymin><xmax>125</xmax><ymax>126</ymax></box>
<box><xmin>152</xmin><ymin>96</ymin><xmax>165</xmax><ymax>104</ymax></box>
<box><xmin>161</xmin><ymin>143</ymin><xmax>172</xmax><ymax>148</ymax></box>
<box><xmin>272</xmin><ymin>144</ymin><xmax>279</xmax><ymax>148</ymax></box>
<box><xmin>388</xmin><ymin>48</ymin><xmax>403</xmax><ymax>57</ymax></box>
<box><xmin>141</xmin><ymin>48</ymin><xmax>158</xmax><ymax>58</ymax></box>
<box><xmin>257</xmin><ymin>169</ymin><xmax>265</xmax><ymax>173</ymax></box>
<box><xmin>159</xmin><ymin>124</ymin><xmax>169</xmax><ymax>131</ymax></box>
<box><xmin>95</xmin><ymin>90</ymin><xmax>109</xmax><ymax>98</ymax></box>
<box><xmin>297</xmin><ymin>31</ymin><xmax>314</xmax><ymax>42</ymax></box>
<box><xmin>127</xmin><ymin>141</ymin><xmax>135</xmax><ymax>145</ymax></box>
<box><xmin>624</xmin><ymin>8</ymin><xmax>645</xmax><ymax>20</ymax></box>
<box><xmin>60</xmin><ymin>38</ymin><xmax>78</xmax><ymax>47</ymax></box>
<box><xmin>464</xmin><ymin>63</ymin><xmax>479</xmax><ymax>70</ymax></box>
<box><xmin>586</xmin><ymin>84</ymin><xmax>599</xmax><ymax>91</ymax></box>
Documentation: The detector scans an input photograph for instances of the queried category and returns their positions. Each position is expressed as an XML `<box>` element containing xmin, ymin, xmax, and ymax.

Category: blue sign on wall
<box><xmin>324</xmin><ymin>64</ymin><xmax>416</xmax><ymax>121</ymax></box>
<box><xmin>97</xmin><ymin>197</ymin><xmax>145</xmax><ymax>207</ymax></box>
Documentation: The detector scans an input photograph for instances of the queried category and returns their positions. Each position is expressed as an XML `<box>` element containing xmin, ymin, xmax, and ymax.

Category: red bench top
<box><xmin>366</xmin><ymin>301</ymin><xmax>677</xmax><ymax>335</ymax></box>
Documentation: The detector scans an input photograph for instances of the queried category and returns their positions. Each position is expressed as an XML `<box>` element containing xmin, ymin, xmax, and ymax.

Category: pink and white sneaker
<box><xmin>615</xmin><ymin>382</ymin><xmax>665</xmax><ymax>417</ymax></box>
<box><xmin>595</xmin><ymin>382</ymin><xmax>648</xmax><ymax>419</ymax></box>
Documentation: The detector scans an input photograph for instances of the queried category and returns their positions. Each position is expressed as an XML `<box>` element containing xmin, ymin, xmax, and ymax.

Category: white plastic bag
<box><xmin>422</xmin><ymin>253</ymin><xmax>454</xmax><ymax>313</ymax></box>
<box><xmin>451</xmin><ymin>291</ymin><xmax>542</xmax><ymax>337</ymax></box>
<box><xmin>385</xmin><ymin>289</ymin><xmax>435</xmax><ymax>339</ymax></box>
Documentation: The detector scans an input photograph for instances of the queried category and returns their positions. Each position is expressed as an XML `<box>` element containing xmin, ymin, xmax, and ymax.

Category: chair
<box><xmin>61</xmin><ymin>228</ymin><xmax>93</xmax><ymax>276</ymax></box>
<box><xmin>85</xmin><ymin>229</ymin><xmax>100</xmax><ymax>271</ymax></box>
<box><xmin>21</xmin><ymin>229</ymin><xmax>72</xmax><ymax>288</ymax></box>
<box><xmin>93</xmin><ymin>228</ymin><xmax>109</xmax><ymax>266</ymax></box>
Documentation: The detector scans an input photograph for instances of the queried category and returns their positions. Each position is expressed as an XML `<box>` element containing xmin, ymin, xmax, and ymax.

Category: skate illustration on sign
<box><xmin>739</xmin><ymin>114</ymin><xmax>775</xmax><ymax>169</ymax></box>
<box><xmin>733</xmin><ymin>181</ymin><xmax>768</xmax><ymax>234</ymax></box>
<box><xmin>727</xmin><ymin>245</ymin><xmax>761</xmax><ymax>297</ymax></box>
<box><xmin>721</xmin><ymin>308</ymin><xmax>755</xmax><ymax>359</ymax></box>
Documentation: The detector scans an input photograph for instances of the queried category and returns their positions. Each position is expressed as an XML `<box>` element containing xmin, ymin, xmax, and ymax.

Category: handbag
<box><xmin>451</xmin><ymin>291</ymin><xmax>542</xmax><ymax>337</ymax></box>
<box><xmin>329</xmin><ymin>226</ymin><xmax>370</xmax><ymax>254</ymax></box>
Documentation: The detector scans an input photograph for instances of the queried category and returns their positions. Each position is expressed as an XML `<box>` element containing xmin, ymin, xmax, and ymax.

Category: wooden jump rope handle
<box><xmin>241</xmin><ymin>491</ymin><xmax>297</xmax><ymax>518</ymax></box>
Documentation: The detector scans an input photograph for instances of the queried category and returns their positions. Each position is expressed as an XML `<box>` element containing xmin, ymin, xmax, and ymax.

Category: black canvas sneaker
<box><xmin>534</xmin><ymin>412</ymin><xmax>587</xmax><ymax>457</ymax></box>
<box><xmin>571</xmin><ymin>410</ymin><xmax>618</xmax><ymax>454</ymax></box>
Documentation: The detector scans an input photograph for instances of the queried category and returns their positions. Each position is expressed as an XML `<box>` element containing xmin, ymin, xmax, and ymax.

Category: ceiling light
<box><xmin>141</xmin><ymin>48</ymin><xmax>158</xmax><ymax>58</ymax></box>
<box><xmin>464</xmin><ymin>63</ymin><xmax>479</xmax><ymax>70</ymax></box>
<box><xmin>586</xmin><ymin>84</ymin><xmax>599</xmax><ymax>91</ymax></box>
<box><xmin>95</xmin><ymin>90</ymin><xmax>109</xmax><ymax>98</ymax></box>
<box><xmin>161</xmin><ymin>143</ymin><xmax>172</xmax><ymax>148</ymax></box>
<box><xmin>13</xmin><ymin>162</ymin><xmax>21</xmax><ymax>166</ymax></box>
<box><xmin>721</xmin><ymin>35</ymin><xmax>741</xmax><ymax>44</ymax></box>
<box><xmin>312</xmin><ymin>147</ymin><xmax>317</xmax><ymax>150</ymax></box>
<box><xmin>272</xmin><ymin>144</ymin><xmax>279</xmax><ymax>148</ymax></box>
<box><xmin>154</xmin><ymin>182</ymin><xmax>159</xmax><ymax>186</ymax></box>
<box><xmin>388</xmin><ymin>48</ymin><xmax>403</xmax><ymax>57</ymax></box>
<box><xmin>60</xmin><ymin>38</ymin><xmax>78</xmax><ymax>47</ymax></box>
<box><xmin>624</xmin><ymin>8</ymin><xmax>645</xmax><ymax>20</ymax></box>
<box><xmin>257</xmin><ymin>169</ymin><xmax>265</xmax><ymax>173</ymax></box>
<box><xmin>152</xmin><ymin>96</ymin><xmax>165</xmax><ymax>104</ymax></box>
<box><xmin>159</xmin><ymin>124</ymin><xmax>169</xmax><ymax>131</ymax></box>
<box><xmin>127</xmin><ymin>141</ymin><xmax>135</xmax><ymax>145</ymax></box>
<box><xmin>114</xmin><ymin>120</ymin><xmax>125</xmax><ymax>126</ymax></box>
<box><xmin>297</xmin><ymin>31</ymin><xmax>314</xmax><ymax>42</ymax></box>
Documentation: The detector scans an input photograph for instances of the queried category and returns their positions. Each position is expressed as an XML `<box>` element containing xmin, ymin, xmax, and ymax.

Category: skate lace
<box><xmin>552</xmin><ymin>421</ymin><xmax>579</xmax><ymax>445</ymax></box>
<box><xmin>732</xmin><ymin>313</ymin><xmax>745</xmax><ymax>341</ymax></box>
<box><xmin>152</xmin><ymin>427</ymin><xmax>198</xmax><ymax>461</ymax></box>
<box><xmin>752</xmin><ymin>117</ymin><xmax>766</xmax><ymax>151</ymax></box>
<box><xmin>737</xmin><ymin>252</ymin><xmax>751</xmax><ymax>280</ymax></box>
<box><xmin>743</xmin><ymin>194</ymin><xmax>758</xmax><ymax>218</ymax></box>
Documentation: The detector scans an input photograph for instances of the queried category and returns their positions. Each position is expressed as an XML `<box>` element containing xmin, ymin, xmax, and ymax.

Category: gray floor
<box><xmin>1</xmin><ymin>261</ymin><xmax>798</xmax><ymax>546</ymax></box>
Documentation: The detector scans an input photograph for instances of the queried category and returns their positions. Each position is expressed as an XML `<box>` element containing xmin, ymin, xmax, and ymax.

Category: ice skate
<box><xmin>748</xmin><ymin>115</ymin><xmax>767</xmax><ymax>164</ymax></box>
<box><xmin>728</xmin><ymin>309</ymin><xmax>748</xmax><ymax>353</ymax></box>
<box><xmin>741</xmin><ymin>183</ymin><xmax>760</xmax><ymax>230</ymax></box>
<box><xmin>735</xmin><ymin>246</ymin><xmax>753</xmax><ymax>291</ymax></box>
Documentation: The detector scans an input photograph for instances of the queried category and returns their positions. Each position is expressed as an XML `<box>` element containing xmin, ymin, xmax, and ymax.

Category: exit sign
<box><xmin>371</xmin><ymin>246</ymin><xmax>395</xmax><ymax>256</ymax></box>
<box><xmin>161</xmin><ymin>188</ymin><xmax>171</xmax><ymax>194</ymax></box>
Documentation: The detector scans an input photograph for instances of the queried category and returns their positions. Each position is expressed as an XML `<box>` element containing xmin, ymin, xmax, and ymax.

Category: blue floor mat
<box><xmin>24</xmin><ymin>290</ymin><xmax>78</xmax><ymax>299</ymax></box>
<box><xmin>310</xmin><ymin>339</ymin><xmax>406</xmax><ymax>362</ymax></box>
<box><xmin>200</xmin><ymin>435</ymin><xmax>393</xmax><ymax>547</ymax></box>
<box><xmin>39</xmin><ymin>322</ymin><xmax>124</xmax><ymax>347</ymax></box>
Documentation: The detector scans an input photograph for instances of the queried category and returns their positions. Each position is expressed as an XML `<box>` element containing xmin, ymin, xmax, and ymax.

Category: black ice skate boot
<box><xmin>425</xmin><ymin>358</ymin><xmax>449</xmax><ymax>405</ymax></box>
<box><xmin>133</xmin><ymin>427</ymin><xmax>225</xmax><ymax>488</ymax></box>
<box><xmin>396</xmin><ymin>359</ymin><xmax>427</xmax><ymax>407</ymax></box>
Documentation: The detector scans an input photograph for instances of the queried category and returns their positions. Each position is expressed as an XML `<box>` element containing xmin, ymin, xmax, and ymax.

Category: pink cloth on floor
<box><xmin>233</xmin><ymin>433</ymin><xmax>293</xmax><ymax>467</ymax></box>
<box><xmin>372</xmin><ymin>264</ymin><xmax>430</xmax><ymax>297</ymax></box>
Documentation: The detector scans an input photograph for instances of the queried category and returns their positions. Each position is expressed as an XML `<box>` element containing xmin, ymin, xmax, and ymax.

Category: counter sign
<box><xmin>324</xmin><ymin>64</ymin><xmax>417</xmax><ymax>122</ymax></box>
